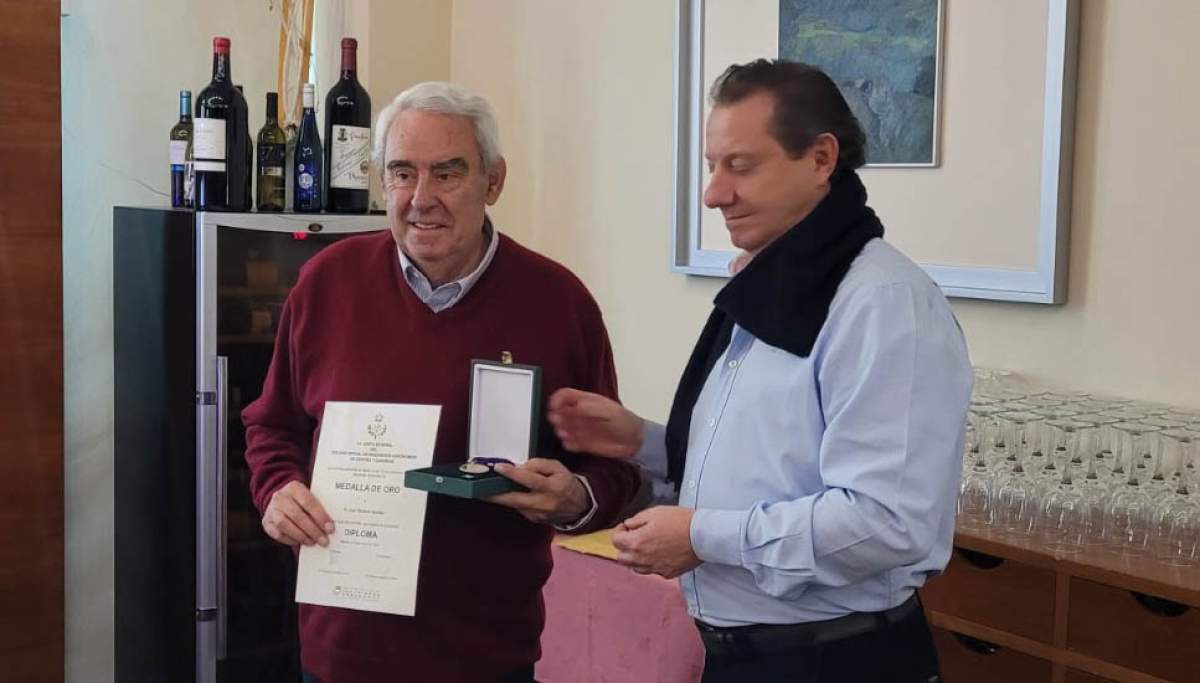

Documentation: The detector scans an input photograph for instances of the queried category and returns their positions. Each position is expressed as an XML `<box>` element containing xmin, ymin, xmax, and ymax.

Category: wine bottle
<box><xmin>256</xmin><ymin>92</ymin><xmax>286</xmax><ymax>211</ymax></box>
<box><xmin>169</xmin><ymin>90</ymin><xmax>193</xmax><ymax>208</ymax></box>
<box><xmin>323</xmin><ymin>38</ymin><xmax>371</xmax><ymax>213</ymax></box>
<box><xmin>294</xmin><ymin>84</ymin><xmax>323</xmax><ymax>213</ymax></box>
<box><xmin>194</xmin><ymin>37</ymin><xmax>250</xmax><ymax>211</ymax></box>
<box><xmin>230</xmin><ymin>84</ymin><xmax>252</xmax><ymax>211</ymax></box>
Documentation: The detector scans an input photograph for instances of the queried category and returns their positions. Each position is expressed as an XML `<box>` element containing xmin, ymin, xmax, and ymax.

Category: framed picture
<box><xmin>672</xmin><ymin>0</ymin><xmax>1081</xmax><ymax>304</ymax></box>
<box><xmin>780</xmin><ymin>0</ymin><xmax>943</xmax><ymax>167</ymax></box>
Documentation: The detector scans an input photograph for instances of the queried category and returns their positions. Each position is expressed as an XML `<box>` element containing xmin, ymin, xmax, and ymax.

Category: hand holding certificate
<box><xmin>296</xmin><ymin>401</ymin><xmax>441</xmax><ymax>616</ymax></box>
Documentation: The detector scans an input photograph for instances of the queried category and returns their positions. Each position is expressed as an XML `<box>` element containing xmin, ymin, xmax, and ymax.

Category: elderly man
<box><xmin>242</xmin><ymin>82</ymin><xmax>640</xmax><ymax>683</ymax></box>
<box><xmin>548</xmin><ymin>60</ymin><xmax>973</xmax><ymax>682</ymax></box>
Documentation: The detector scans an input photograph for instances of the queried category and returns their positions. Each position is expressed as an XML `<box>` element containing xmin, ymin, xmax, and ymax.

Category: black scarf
<box><xmin>663</xmin><ymin>171</ymin><xmax>884</xmax><ymax>487</ymax></box>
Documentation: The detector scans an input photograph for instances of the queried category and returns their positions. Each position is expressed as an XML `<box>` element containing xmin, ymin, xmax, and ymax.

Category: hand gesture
<box><xmin>547</xmin><ymin>388</ymin><xmax>645</xmax><ymax>459</ymax></box>
<box><xmin>612</xmin><ymin>506</ymin><xmax>701</xmax><ymax>579</ymax></box>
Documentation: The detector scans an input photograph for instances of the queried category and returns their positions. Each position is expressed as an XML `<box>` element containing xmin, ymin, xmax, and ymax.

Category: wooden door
<box><xmin>0</xmin><ymin>1</ymin><xmax>64</xmax><ymax>681</ymax></box>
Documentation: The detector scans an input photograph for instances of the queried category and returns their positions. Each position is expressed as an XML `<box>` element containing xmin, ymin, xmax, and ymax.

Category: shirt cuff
<box><xmin>635</xmin><ymin>420</ymin><xmax>669</xmax><ymax>479</ymax></box>
<box><xmin>690</xmin><ymin>508</ymin><xmax>749</xmax><ymax>567</ymax></box>
<box><xmin>553</xmin><ymin>474</ymin><xmax>599</xmax><ymax>532</ymax></box>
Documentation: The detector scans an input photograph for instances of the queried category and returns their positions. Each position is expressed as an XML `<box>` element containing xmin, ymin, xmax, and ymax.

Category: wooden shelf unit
<box><xmin>921</xmin><ymin>526</ymin><xmax>1200</xmax><ymax>683</ymax></box>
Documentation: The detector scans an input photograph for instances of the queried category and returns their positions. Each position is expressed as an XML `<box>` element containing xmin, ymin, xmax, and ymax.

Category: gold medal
<box><xmin>459</xmin><ymin>462</ymin><xmax>489</xmax><ymax>475</ymax></box>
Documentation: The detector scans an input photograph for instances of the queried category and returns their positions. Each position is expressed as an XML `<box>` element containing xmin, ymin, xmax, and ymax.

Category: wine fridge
<box><xmin>113</xmin><ymin>207</ymin><xmax>388</xmax><ymax>682</ymax></box>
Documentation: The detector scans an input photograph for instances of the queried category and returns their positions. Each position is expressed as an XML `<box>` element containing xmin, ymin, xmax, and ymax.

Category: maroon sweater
<box><xmin>242</xmin><ymin>230</ymin><xmax>640</xmax><ymax>682</ymax></box>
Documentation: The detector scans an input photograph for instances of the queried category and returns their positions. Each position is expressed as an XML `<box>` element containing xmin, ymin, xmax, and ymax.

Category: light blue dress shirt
<box><xmin>637</xmin><ymin>239</ymin><xmax>973</xmax><ymax>627</ymax></box>
<box><xmin>396</xmin><ymin>221</ymin><xmax>499</xmax><ymax>313</ymax></box>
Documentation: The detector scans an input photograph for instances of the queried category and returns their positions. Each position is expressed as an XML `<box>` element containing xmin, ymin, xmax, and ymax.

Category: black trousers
<box><xmin>699</xmin><ymin>604</ymin><xmax>941</xmax><ymax>683</ymax></box>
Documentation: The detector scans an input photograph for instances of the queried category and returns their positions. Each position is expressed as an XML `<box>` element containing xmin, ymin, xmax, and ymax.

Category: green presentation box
<box><xmin>405</xmin><ymin>357</ymin><xmax>542</xmax><ymax>501</ymax></box>
<box><xmin>404</xmin><ymin>463</ymin><xmax>527</xmax><ymax>499</ymax></box>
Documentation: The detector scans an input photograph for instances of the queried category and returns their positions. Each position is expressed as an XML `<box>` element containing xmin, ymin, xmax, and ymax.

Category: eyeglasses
<box><xmin>382</xmin><ymin>166</ymin><xmax>471</xmax><ymax>193</ymax></box>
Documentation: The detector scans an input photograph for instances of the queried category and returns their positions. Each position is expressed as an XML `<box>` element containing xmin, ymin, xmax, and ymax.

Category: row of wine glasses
<box><xmin>959</xmin><ymin>369</ymin><xmax>1200</xmax><ymax>565</ymax></box>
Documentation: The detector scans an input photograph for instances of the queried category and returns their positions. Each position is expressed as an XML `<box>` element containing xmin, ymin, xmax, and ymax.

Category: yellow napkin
<box><xmin>554</xmin><ymin>527</ymin><xmax>619</xmax><ymax>561</ymax></box>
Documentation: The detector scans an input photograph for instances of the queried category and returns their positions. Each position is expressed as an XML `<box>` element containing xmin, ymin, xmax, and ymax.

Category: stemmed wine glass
<box><xmin>1104</xmin><ymin>422</ymin><xmax>1162</xmax><ymax>556</ymax></box>
<box><xmin>1033</xmin><ymin>420</ymin><xmax>1097</xmax><ymax>552</ymax></box>
<box><xmin>1152</xmin><ymin>428</ymin><xmax>1200</xmax><ymax>565</ymax></box>
<box><xmin>958</xmin><ymin>448</ymin><xmax>995</xmax><ymax>531</ymax></box>
<box><xmin>993</xmin><ymin>412</ymin><xmax>1045</xmax><ymax>535</ymax></box>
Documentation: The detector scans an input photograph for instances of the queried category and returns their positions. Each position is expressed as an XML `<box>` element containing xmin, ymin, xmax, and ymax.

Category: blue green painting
<box><xmin>779</xmin><ymin>0</ymin><xmax>940</xmax><ymax>165</ymax></box>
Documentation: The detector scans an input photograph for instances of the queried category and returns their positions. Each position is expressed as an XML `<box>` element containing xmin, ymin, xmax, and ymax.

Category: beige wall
<box><xmin>450</xmin><ymin>0</ymin><xmax>1200</xmax><ymax>418</ymax></box>
<box><xmin>370</xmin><ymin>0</ymin><xmax>452</xmax><ymax>108</ymax></box>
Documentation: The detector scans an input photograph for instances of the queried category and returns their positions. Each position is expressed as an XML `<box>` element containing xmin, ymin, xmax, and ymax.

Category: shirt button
<box><xmin>689</xmin><ymin>480</ymin><xmax>697</xmax><ymax>489</ymax></box>
<box><xmin>728</xmin><ymin>359</ymin><xmax>739</xmax><ymax>369</ymax></box>
<box><xmin>707</xmin><ymin>418</ymin><xmax>716</xmax><ymax>428</ymax></box>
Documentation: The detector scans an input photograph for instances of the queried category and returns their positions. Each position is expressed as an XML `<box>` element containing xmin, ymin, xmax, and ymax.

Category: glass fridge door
<box><xmin>195</xmin><ymin>212</ymin><xmax>387</xmax><ymax>683</ymax></box>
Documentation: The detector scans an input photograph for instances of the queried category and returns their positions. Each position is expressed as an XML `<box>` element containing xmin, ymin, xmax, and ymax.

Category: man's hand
<box><xmin>262</xmin><ymin>480</ymin><xmax>334</xmax><ymax>547</ymax></box>
<box><xmin>488</xmin><ymin>458</ymin><xmax>590</xmax><ymax>526</ymax></box>
<box><xmin>612</xmin><ymin>506</ymin><xmax>701</xmax><ymax>579</ymax></box>
<box><xmin>547</xmin><ymin>388</ymin><xmax>645</xmax><ymax>459</ymax></box>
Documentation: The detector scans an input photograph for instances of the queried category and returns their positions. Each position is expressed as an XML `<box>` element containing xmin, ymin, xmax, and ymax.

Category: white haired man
<box><xmin>242</xmin><ymin>82</ymin><xmax>641</xmax><ymax>683</ymax></box>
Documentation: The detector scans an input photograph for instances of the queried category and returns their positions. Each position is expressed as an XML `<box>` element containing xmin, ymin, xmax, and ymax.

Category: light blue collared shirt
<box><xmin>638</xmin><ymin>239</ymin><xmax>973</xmax><ymax>626</ymax></box>
<box><xmin>397</xmin><ymin>220</ymin><xmax>499</xmax><ymax>313</ymax></box>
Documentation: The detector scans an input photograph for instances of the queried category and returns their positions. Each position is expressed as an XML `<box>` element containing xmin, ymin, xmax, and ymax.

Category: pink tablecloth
<box><xmin>537</xmin><ymin>545</ymin><xmax>706</xmax><ymax>683</ymax></box>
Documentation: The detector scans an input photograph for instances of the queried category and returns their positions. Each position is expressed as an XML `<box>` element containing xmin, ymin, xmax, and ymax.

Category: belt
<box><xmin>695</xmin><ymin>595</ymin><xmax>922</xmax><ymax>658</ymax></box>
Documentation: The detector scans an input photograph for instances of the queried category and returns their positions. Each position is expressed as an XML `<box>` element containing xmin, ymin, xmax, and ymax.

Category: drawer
<box><xmin>931</xmin><ymin>627</ymin><xmax>1052</xmax><ymax>683</ymax></box>
<box><xmin>1067</xmin><ymin>578</ymin><xmax>1200</xmax><ymax>683</ymax></box>
<box><xmin>920</xmin><ymin>546</ymin><xmax>1056</xmax><ymax>643</ymax></box>
<box><xmin>1064</xmin><ymin>670</ymin><xmax>1115</xmax><ymax>683</ymax></box>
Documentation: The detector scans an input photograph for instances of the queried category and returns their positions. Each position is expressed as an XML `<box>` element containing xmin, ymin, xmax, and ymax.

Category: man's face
<box><xmin>383</xmin><ymin>110</ymin><xmax>505</xmax><ymax>274</ymax></box>
<box><xmin>703</xmin><ymin>91</ymin><xmax>836</xmax><ymax>254</ymax></box>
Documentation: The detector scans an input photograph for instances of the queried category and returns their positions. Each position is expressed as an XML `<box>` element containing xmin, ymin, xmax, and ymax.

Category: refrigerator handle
<box><xmin>215</xmin><ymin>355</ymin><xmax>229</xmax><ymax>660</ymax></box>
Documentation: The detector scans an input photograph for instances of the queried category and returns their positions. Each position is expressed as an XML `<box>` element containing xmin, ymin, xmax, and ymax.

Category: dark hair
<box><xmin>709</xmin><ymin>59</ymin><xmax>866</xmax><ymax>174</ymax></box>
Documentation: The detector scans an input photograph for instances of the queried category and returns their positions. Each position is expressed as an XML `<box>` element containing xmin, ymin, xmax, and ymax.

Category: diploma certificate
<box><xmin>296</xmin><ymin>401</ymin><xmax>440</xmax><ymax>616</ymax></box>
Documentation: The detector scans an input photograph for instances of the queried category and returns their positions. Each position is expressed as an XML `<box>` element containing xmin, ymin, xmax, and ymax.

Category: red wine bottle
<box><xmin>194</xmin><ymin>37</ymin><xmax>250</xmax><ymax>211</ymax></box>
<box><xmin>323</xmin><ymin>38</ymin><xmax>372</xmax><ymax>213</ymax></box>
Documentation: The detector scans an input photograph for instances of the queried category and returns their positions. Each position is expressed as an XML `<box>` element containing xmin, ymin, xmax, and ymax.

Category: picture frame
<box><xmin>671</xmin><ymin>0</ymin><xmax>1081</xmax><ymax>304</ymax></box>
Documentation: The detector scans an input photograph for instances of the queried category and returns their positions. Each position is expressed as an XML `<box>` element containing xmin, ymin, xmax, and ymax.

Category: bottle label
<box><xmin>258</xmin><ymin>143</ymin><xmax>286</xmax><ymax>177</ymax></box>
<box><xmin>330</xmin><ymin>124</ymin><xmax>371</xmax><ymax>189</ymax></box>
<box><xmin>169</xmin><ymin>140</ymin><xmax>188</xmax><ymax>168</ymax></box>
<box><xmin>194</xmin><ymin>118</ymin><xmax>226</xmax><ymax>171</ymax></box>
<box><xmin>185</xmin><ymin>161</ymin><xmax>195</xmax><ymax>205</ymax></box>
<box><xmin>296</xmin><ymin>163</ymin><xmax>319</xmax><ymax>207</ymax></box>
